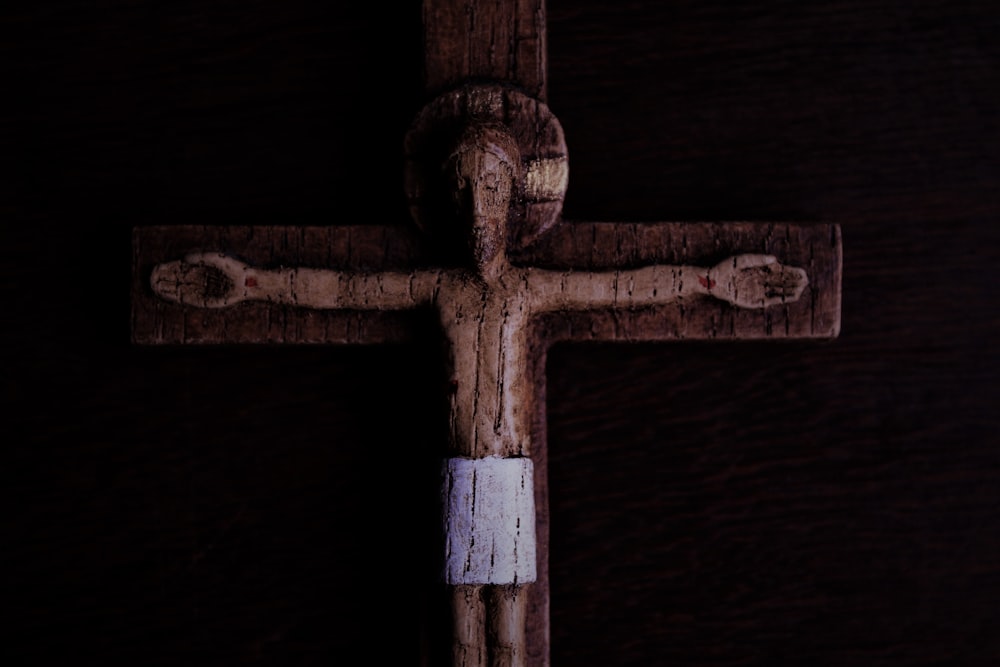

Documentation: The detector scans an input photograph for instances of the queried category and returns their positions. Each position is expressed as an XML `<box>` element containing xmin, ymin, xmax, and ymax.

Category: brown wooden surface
<box><xmin>132</xmin><ymin>221</ymin><xmax>840</xmax><ymax>345</ymax></box>
<box><xmin>131</xmin><ymin>225</ymin><xmax>430</xmax><ymax>345</ymax></box>
<box><xmin>132</xmin><ymin>216</ymin><xmax>839</xmax><ymax>666</ymax></box>
<box><xmin>423</xmin><ymin>0</ymin><xmax>548</xmax><ymax>100</ymax></box>
<box><xmin>6</xmin><ymin>1</ymin><xmax>1000</xmax><ymax>666</ymax></box>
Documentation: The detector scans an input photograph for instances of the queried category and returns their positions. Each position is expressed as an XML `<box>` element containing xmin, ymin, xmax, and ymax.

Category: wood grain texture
<box><xmin>543</xmin><ymin>2</ymin><xmax>1000</xmax><ymax>665</ymax></box>
<box><xmin>132</xmin><ymin>217</ymin><xmax>838</xmax><ymax>667</ymax></box>
<box><xmin>6</xmin><ymin>1</ymin><xmax>1000</xmax><ymax>666</ymax></box>
<box><xmin>131</xmin><ymin>225</ymin><xmax>430</xmax><ymax>345</ymax></box>
<box><xmin>521</xmin><ymin>221</ymin><xmax>840</xmax><ymax>342</ymax></box>
<box><xmin>423</xmin><ymin>0</ymin><xmax>548</xmax><ymax>100</ymax></box>
<box><xmin>132</xmin><ymin>221</ymin><xmax>839</xmax><ymax>347</ymax></box>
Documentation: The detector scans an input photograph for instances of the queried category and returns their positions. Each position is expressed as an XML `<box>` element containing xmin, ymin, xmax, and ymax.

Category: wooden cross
<box><xmin>131</xmin><ymin>2</ymin><xmax>842</xmax><ymax>666</ymax></box>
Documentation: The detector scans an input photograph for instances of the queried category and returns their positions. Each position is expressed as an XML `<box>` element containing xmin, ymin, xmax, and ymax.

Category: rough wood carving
<box><xmin>131</xmin><ymin>2</ymin><xmax>842</xmax><ymax>666</ymax></box>
<box><xmin>145</xmin><ymin>122</ymin><xmax>816</xmax><ymax>667</ymax></box>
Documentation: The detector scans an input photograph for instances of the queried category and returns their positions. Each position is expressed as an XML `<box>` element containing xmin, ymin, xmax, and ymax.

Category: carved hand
<box><xmin>708</xmin><ymin>254</ymin><xmax>809</xmax><ymax>309</ymax></box>
<box><xmin>150</xmin><ymin>252</ymin><xmax>250</xmax><ymax>308</ymax></box>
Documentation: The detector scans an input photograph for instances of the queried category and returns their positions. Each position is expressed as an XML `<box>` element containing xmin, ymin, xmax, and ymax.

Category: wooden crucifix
<box><xmin>131</xmin><ymin>2</ymin><xmax>842</xmax><ymax>666</ymax></box>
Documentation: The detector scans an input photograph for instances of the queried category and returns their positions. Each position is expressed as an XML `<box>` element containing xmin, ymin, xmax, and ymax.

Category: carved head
<box><xmin>445</xmin><ymin>123</ymin><xmax>521</xmax><ymax>281</ymax></box>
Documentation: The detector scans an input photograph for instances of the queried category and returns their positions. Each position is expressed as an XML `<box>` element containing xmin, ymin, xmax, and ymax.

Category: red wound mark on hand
<box><xmin>244</xmin><ymin>277</ymin><xmax>258</xmax><ymax>288</ymax></box>
<box><xmin>698</xmin><ymin>275</ymin><xmax>716</xmax><ymax>290</ymax></box>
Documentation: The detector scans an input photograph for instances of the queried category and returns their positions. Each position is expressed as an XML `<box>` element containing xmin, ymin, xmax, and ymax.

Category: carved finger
<box><xmin>762</xmin><ymin>271</ymin><xmax>807</xmax><ymax>302</ymax></box>
<box><xmin>763</xmin><ymin>267</ymin><xmax>807</xmax><ymax>285</ymax></box>
<box><xmin>733</xmin><ymin>254</ymin><xmax>777</xmax><ymax>269</ymax></box>
<box><xmin>762</xmin><ymin>278</ymin><xmax>802</xmax><ymax>290</ymax></box>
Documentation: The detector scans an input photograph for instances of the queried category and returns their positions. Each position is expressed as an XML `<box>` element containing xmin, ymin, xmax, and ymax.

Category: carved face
<box><xmin>446</xmin><ymin>124</ymin><xmax>521</xmax><ymax>280</ymax></box>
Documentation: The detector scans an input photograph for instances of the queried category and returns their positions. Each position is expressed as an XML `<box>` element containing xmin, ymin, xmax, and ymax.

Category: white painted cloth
<box><xmin>442</xmin><ymin>456</ymin><xmax>537</xmax><ymax>585</ymax></box>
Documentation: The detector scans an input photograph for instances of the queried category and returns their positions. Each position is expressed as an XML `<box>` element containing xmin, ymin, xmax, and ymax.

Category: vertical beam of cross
<box><xmin>131</xmin><ymin>2</ymin><xmax>842</xmax><ymax>666</ymax></box>
<box><xmin>422</xmin><ymin>0</ymin><xmax>548</xmax><ymax>101</ymax></box>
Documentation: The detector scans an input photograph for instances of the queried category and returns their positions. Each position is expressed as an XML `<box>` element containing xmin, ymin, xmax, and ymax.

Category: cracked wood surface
<box><xmin>9</xmin><ymin>0</ymin><xmax>997</xmax><ymax>665</ymax></box>
<box><xmin>133</xmin><ymin>220</ymin><xmax>840</xmax><ymax>667</ymax></box>
<box><xmin>143</xmin><ymin>248</ymin><xmax>818</xmax><ymax>457</ymax></box>
<box><xmin>129</xmin><ymin>1</ymin><xmax>842</xmax><ymax>665</ymax></box>
<box><xmin>423</xmin><ymin>0</ymin><xmax>548</xmax><ymax>101</ymax></box>
<box><xmin>132</xmin><ymin>221</ymin><xmax>840</xmax><ymax>346</ymax></box>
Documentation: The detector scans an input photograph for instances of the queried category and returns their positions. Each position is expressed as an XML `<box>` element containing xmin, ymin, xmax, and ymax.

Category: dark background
<box><xmin>5</xmin><ymin>1</ymin><xmax>999</xmax><ymax>665</ymax></box>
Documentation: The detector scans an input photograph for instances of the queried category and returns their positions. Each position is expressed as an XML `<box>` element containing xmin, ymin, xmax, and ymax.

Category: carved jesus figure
<box><xmin>150</xmin><ymin>123</ymin><xmax>808</xmax><ymax>667</ymax></box>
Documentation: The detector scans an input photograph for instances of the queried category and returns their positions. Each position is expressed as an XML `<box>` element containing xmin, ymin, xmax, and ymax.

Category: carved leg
<box><xmin>452</xmin><ymin>584</ymin><xmax>486</xmax><ymax>667</ymax></box>
<box><xmin>487</xmin><ymin>584</ymin><xmax>528</xmax><ymax>667</ymax></box>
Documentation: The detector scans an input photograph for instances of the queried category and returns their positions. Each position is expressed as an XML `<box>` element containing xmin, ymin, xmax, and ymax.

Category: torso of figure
<box><xmin>433</xmin><ymin>268</ymin><xmax>533</xmax><ymax>459</ymax></box>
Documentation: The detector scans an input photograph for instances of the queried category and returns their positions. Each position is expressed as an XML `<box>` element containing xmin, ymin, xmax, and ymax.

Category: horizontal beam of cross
<box><xmin>132</xmin><ymin>221</ymin><xmax>841</xmax><ymax>345</ymax></box>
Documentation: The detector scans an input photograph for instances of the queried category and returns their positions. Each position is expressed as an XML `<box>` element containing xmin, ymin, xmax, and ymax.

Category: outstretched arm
<box><xmin>527</xmin><ymin>254</ymin><xmax>808</xmax><ymax>312</ymax></box>
<box><xmin>150</xmin><ymin>252</ymin><xmax>443</xmax><ymax>310</ymax></box>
